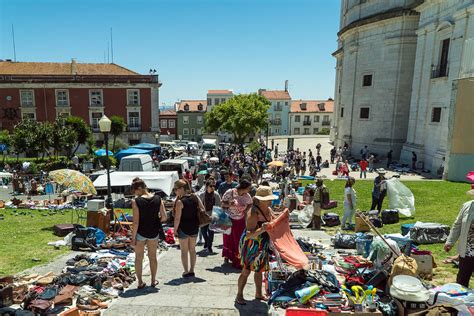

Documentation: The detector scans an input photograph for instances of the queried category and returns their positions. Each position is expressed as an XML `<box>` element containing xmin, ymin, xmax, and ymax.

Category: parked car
<box><xmin>158</xmin><ymin>159</ymin><xmax>189</xmax><ymax>178</ymax></box>
<box><xmin>119</xmin><ymin>154</ymin><xmax>154</xmax><ymax>172</ymax></box>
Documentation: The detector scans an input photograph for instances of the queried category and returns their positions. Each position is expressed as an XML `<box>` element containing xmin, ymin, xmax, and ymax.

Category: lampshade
<box><xmin>99</xmin><ymin>115</ymin><xmax>112</xmax><ymax>133</ymax></box>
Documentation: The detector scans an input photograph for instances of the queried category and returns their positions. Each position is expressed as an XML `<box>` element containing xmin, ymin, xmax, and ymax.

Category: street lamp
<box><xmin>99</xmin><ymin>115</ymin><xmax>113</xmax><ymax>212</ymax></box>
<box><xmin>154</xmin><ymin>132</ymin><xmax>160</xmax><ymax>144</ymax></box>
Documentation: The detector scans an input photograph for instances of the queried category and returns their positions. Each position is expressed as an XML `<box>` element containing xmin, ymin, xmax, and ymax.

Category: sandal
<box><xmin>151</xmin><ymin>281</ymin><xmax>159</xmax><ymax>288</ymax></box>
<box><xmin>137</xmin><ymin>282</ymin><xmax>146</xmax><ymax>289</ymax></box>
<box><xmin>235</xmin><ymin>296</ymin><xmax>247</xmax><ymax>305</ymax></box>
<box><xmin>255</xmin><ymin>295</ymin><xmax>269</xmax><ymax>301</ymax></box>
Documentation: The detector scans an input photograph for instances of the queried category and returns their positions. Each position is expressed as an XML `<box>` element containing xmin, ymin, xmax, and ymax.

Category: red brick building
<box><xmin>0</xmin><ymin>59</ymin><xmax>161</xmax><ymax>145</ymax></box>
<box><xmin>159</xmin><ymin>109</ymin><xmax>177</xmax><ymax>140</ymax></box>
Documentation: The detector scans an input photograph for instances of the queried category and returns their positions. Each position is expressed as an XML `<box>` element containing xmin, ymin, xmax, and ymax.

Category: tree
<box><xmin>11</xmin><ymin>120</ymin><xmax>37</xmax><ymax>159</ymax></box>
<box><xmin>51</xmin><ymin>118</ymin><xmax>78</xmax><ymax>158</ymax></box>
<box><xmin>36</xmin><ymin>121</ymin><xmax>54</xmax><ymax>159</ymax></box>
<box><xmin>205</xmin><ymin>94</ymin><xmax>270</xmax><ymax>145</ymax></box>
<box><xmin>65</xmin><ymin>116</ymin><xmax>92</xmax><ymax>157</ymax></box>
<box><xmin>110</xmin><ymin>115</ymin><xmax>126</xmax><ymax>152</ymax></box>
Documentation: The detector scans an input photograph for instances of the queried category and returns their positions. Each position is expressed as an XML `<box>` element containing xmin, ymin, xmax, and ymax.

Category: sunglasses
<box><xmin>208</xmin><ymin>185</ymin><xmax>216</xmax><ymax>188</ymax></box>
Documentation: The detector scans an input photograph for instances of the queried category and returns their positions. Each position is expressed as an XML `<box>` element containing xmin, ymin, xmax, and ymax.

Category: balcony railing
<box><xmin>128</xmin><ymin>124</ymin><xmax>141</xmax><ymax>132</ymax></box>
<box><xmin>322</xmin><ymin>121</ymin><xmax>331</xmax><ymax>126</ymax></box>
<box><xmin>272</xmin><ymin>119</ymin><xmax>282</xmax><ymax>126</ymax></box>
<box><xmin>431</xmin><ymin>64</ymin><xmax>449</xmax><ymax>79</ymax></box>
<box><xmin>303</xmin><ymin>120</ymin><xmax>311</xmax><ymax>126</ymax></box>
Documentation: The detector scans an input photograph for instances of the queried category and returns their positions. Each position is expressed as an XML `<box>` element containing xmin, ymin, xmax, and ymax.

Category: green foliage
<box><xmin>110</xmin><ymin>116</ymin><xmax>127</xmax><ymax>152</ymax></box>
<box><xmin>94</xmin><ymin>155</ymin><xmax>118</xmax><ymax>168</ymax></box>
<box><xmin>65</xmin><ymin>116</ymin><xmax>92</xmax><ymax>156</ymax></box>
<box><xmin>109</xmin><ymin>137</ymin><xmax>128</xmax><ymax>152</ymax></box>
<box><xmin>247</xmin><ymin>140</ymin><xmax>262</xmax><ymax>154</ymax></box>
<box><xmin>0</xmin><ymin>130</ymin><xmax>11</xmax><ymax>148</ymax></box>
<box><xmin>205</xmin><ymin>94</ymin><xmax>270</xmax><ymax>144</ymax></box>
<box><xmin>51</xmin><ymin>119</ymin><xmax>78</xmax><ymax>158</ymax></box>
<box><xmin>317</xmin><ymin>128</ymin><xmax>330</xmax><ymax>135</ymax></box>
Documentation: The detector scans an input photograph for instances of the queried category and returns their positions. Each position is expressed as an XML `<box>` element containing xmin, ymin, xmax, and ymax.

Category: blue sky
<box><xmin>0</xmin><ymin>0</ymin><xmax>339</xmax><ymax>106</ymax></box>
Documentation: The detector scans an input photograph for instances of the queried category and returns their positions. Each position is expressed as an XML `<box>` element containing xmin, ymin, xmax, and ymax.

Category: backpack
<box><xmin>320</xmin><ymin>188</ymin><xmax>330</xmax><ymax>206</ymax></box>
<box><xmin>322</xmin><ymin>213</ymin><xmax>340</xmax><ymax>227</ymax></box>
<box><xmin>381</xmin><ymin>209</ymin><xmax>399</xmax><ymax>224</ymax></box>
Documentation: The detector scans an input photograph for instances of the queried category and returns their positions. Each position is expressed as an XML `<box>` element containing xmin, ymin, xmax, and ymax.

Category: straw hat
<box><xmin>376</xmin><ymin>168</ymin><xmax>387</xmax><ymax>174</ymax></box>
<box><xmin>254</xmin><ymin>186</ymin><xmax>278</xmax><ymax>201</ymax></box>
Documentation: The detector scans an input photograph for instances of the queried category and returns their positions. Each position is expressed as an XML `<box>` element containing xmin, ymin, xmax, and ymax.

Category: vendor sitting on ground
<box><xmin>236</xmin><ymin>186</ymin><xmax>277</xmax><ymax>305</ymax></box>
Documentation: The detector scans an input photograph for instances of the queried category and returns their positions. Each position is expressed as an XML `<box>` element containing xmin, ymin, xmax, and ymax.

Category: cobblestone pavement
<box><xmin>105</xmin><ymin>230</ymin><xmax>332</xmax><ymax>316</ymax></box>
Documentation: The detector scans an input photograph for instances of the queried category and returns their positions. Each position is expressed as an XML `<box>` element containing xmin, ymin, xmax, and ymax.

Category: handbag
<box><xmin>192</xmin><ymin>194</ymin><xmax>211</xmax><ymax>227</ymax></box>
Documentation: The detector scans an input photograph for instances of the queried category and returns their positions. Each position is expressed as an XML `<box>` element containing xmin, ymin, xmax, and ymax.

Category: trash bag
<box><xmin>386</xmin><ymin>178</ymin><xmax>415</xmax><ymax>217</ymax></box>
<box><xmin>209</xmin><ymin>206</ymin><xmax>232</xmax><ymax>235</ymax></box>
<box><xmin>297</xmin><ymin>205</ymin><xmax>313</xmax><ymax>227</ymax></box>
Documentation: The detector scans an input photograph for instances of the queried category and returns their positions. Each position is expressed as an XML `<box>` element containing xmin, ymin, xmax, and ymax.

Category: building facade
<box><xmin>400</xmin><ymin>0</ymin><xmax>474</xmax><ymax>175</ymax></box>
<box><xmin>175</xmin><ymin>100</ymin><xmax>207</xmax><ymax>142</ymax></box>
<box><xmin>332</xmin><ymin>0</ymin><xmax>420</xmax><ymax>157</ymax></box>
<box><xmin>206</xmin><ymin>90</ymin><xmax>233</xmax><ymax>142</ymax></box>
<box><xmin>0</xmin><ymin>60</ymin><xmax>161</xmax><ymax>145</ymax></box>
<box><xmin>159</xmin><ymin>109</ymin><xmax>177</xmax><ymax>140</ymax></box>
<box><xmin>289</xmin><ymin>99</ymin><xmax>334</xmax><ymax>136</ymax></box>
<box><xmin>259</xmin><ymin>89</ymin><xmax>292</xmax><ymax>136</ymax></box>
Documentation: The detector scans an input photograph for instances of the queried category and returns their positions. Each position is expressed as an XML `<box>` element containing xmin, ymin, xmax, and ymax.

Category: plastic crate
<box><xmin>286</xmin><ymin>308</ymin><xmax>327</xmax><ymax>316</ymax></box>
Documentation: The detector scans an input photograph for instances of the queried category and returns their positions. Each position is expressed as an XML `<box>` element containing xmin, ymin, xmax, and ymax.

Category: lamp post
<box><xmin>155</xmin><ymin>132</ymin><xmax>160</xmax><ymax>144</ymax></box>
<box><xmin>99</xmin><ymin>115</ymin><xmax>113</xmax><ymax>212</ymax></box>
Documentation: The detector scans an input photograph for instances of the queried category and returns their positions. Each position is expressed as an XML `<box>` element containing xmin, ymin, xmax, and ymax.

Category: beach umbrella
<box><xmin>49</xmin><ymin>169</ymin><xmax>97</xmax><ymax>195</ymax></box>
<box><xmin>95</xmin><ymin>149</ymin><xmax>113</xmax><ymax>157</ymax></box>
<box><xmin>466</xmin><ymin>171</ymin><xmax>474</xmax><ymax>183</ymax></box>
<box><xmin>268</xmin><ymin>161</ymin><xmax>284</xmax><ymax>168</ymax></box>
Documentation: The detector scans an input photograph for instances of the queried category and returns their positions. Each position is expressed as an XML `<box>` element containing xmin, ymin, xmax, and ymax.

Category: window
<box><xmin>89</xmin><ymin>90</ymin><xmax>103</xmax><ymax>106</ymax></box>
<box><xmin>303</xmin><ymin>115</ymin><xmax>310</xmax><ymax>125</ymax></box>
<box><xmin>183</xmin><ymin>128</ymin><xmax>189</xmax><ymax>135</ymax></box>
<box><xmin>295</xmin><ymin>115</ymin><xmax>300</xmax><ymax>123</ymax></box>
<box><xmin>341</xmin><ymin>107</ymin><xmax>344</xmax><ymax>118</ymax></box>
<box><xmin>91</xmin><ymin>112</ymin><xmax>103</xmax><ymax>130</ymax></box>
<box><xmin>127</xmin><ymin>89</ymin><xmax>140</xmax><ymax>106</ymax></box>
<box><xmin>304</xmin><ymin>128</ymin><xmax>310</xmax><ymax>135</ymax></box>
<box><xmin>313</xmin><ymin>128</ymin><xmax>319</xmax><ymax>134</ymax></box>
<box><xmin>277</xmin><ymin>101</ymin><xmax>281</xmax><ymax>107</ymax></box>
<box><xmin>55</xmin><ymin>89</ymin><xmax>69</xmax><ymax>106</ymax></box>
<box><xmin>183</xmin><ymin>116</ymin><xmax>189</xmax><ymax>124</ymax></box>
<box><xmin>190</xmin><ymin>128</ymin><xmax>195</xmax><ymax>135</ymax></box>
<box><xmin>314</xmin><ymin>115</ymin><xmax>320</xmax><ymax>122</ymax></box>
<box><xmin>274</xmin><ymin>128</ymin><xmax>280</xmax><ymax>134</ymax></box>
<box><xmin>214</xmin><ymin>98</ymin><xmax>220</xmax><ymax>105</ymax></box>
<box><xmin>285</xmin><ymin>102</ymin><xmax>289</xmax><ymax>106</ymax></box>
<box><xmin>294</xmin><ymin>128</ymin><xmax>300</xmax><ymax>135</ymax></box>
<box><xmin>20</xmin><ymin>90</ymin><xmax>34</xmax><ymax>107</ymax></box>
<box><xmin>169</xmin><ymin>120</ymin><xmax>175</xmax><ymax>128</ymax></box>
<box><xmin>197</xmin><ymin>116</ymin><xmax>203</xmax><ymax>124</ymax></box>
<box><xmin>183</xmin><ymin>104</ymin><xmax>189</xmax><ymax>111</ymax></box>
<box><xmin>221</xmin><ymin>98</ymin><xmax>225</xmax><ymax>103</ymax></box>
<box><xmin>22</xmin><ymin>112</ymin><xmax>35</xmax><ymax>120</ymax></box>
<box><xmin>128</xmin><ymin>112</ymin><xmax>140</xmax><ymax>128</ymax></box>
<box><xmin>440</xmin><ymin>39</ymin><xmax>450</xmax><ymax>77</ymax></box>
<box><xmin>57</xmin><ymin>111</ymin><xmax>70</xmax><ymax>119</ymax></box>
<box><xmin>207</xmin><ymin>98</ymin><xmax>212</xmax><ymax>105</ymax></box>
<box><xmin>363</xmin><ymin>74</ymin><xmax>372</xmax><ymax>87</ymax></box>
<box><xmin>431</xmin><ymin>107</ymin><xmax>442</xmax><ymax>123</ymax></box>
<box><xmin>360</xmin><ymin>107</ymin><xmax>370</xmax><ymax>119</ymax></box>
<box><xmin>197</xmin><ymin>128</ymin><xmax>201</xmax><ymax>135</ymax></box>
<box><xmin>161</xmin><ymin>120</ymin><xmax>168</xmax><ymax>128</ymax></box>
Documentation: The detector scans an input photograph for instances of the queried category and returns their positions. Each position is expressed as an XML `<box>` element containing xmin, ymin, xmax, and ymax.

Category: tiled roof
<box><xmin>207</xmin><ymin>90</ymin><xmax>233</xmax><ymax>95</ymax></box>
<box><xmin>0</xmin><ymin>61</ymin><xmax>139</xmax><ymax>75</ymax></box>
<box><xmin>260</xmin><ymin>90</ymin><xmax>291</xmax><ymax>100</ymax></box>
<box><xmin>290</xmin><ymin>100</ymin><xmax>334</xmax><ymax>113</ymax></box>
<box><xmin>160</xmin><ymin>109</ymin><xmax>177</xmax><ymax>117</ymax></box>
<box><xmin>176</xmin><ymin>100</ymin><xmax>207</xmax><ymax>112</ymax></box>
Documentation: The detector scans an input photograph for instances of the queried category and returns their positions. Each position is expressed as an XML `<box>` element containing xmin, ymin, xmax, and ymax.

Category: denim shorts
<box><xmin>136</xmin><ymin>233</ymin><xmax>159</xmax><ymax>242</ymax></box>
<box><xmin>177</xmin><ymin>229</ymin><xmax>197</xmax><ymax>239</ymax></box>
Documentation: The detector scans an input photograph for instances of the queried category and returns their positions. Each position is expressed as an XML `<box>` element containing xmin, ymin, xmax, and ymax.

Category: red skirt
<box><xmin>222</xmin><ymin>217</ymin><xmax>246</xmax><ymax>269</ymax></box>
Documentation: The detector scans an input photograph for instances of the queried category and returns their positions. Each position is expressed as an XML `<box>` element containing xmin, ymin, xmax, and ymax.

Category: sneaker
<box><xmin>100</xmin><ymin>287</ymin><xmax>119</xmax><ymax>298</ymax></box>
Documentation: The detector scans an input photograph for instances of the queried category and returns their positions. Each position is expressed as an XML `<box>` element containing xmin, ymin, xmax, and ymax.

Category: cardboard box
<box><xmin>355</xmin><ymin>214</ymin><xmax>370</xmax><ymax>232</ymax></box>
<box><xmin>412</xmin><ymin>254</ymin><xmax>434</xmax><ymax>276</ymax></box>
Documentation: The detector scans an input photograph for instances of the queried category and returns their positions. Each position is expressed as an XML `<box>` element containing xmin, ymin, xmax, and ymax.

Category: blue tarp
<box><xmin>131</xmin><ymin>143</ymin><xmax>161</xmax><ymax>151</ymax></box>
<box><xmin>94</xmin><ymin>149</ymin><xmax>113</xmax><ymax>157</ymax></box>
<box><xmin>115</xmin><ymin>148</ymin><xmax>152</xmax><ymax>160</ymax></box>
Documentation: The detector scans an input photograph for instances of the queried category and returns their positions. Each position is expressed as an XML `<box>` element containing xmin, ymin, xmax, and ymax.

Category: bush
<box><xmin>94</xmin><ymin>156</ymin><xmax>118</xmax><ymax>169</ymax></box>
<box><xmin>317</xmin><ymin>128</ymin><xmax>330</xmax><ymax>135</ymax></box>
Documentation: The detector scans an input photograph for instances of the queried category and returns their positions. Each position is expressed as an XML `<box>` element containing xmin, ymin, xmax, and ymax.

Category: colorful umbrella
<box><xmin>95</xmin><ymin>149</ymin><xmax>113</xmax><ymax>157</ymax></box>
<box><xmin>49</xmin><ymin>169</ymin><xmax>97</xmax><ymax>195</ymax></box>
<box><xmin>268</xmin><ymin>160</ymin><xmax>284</xmax><ymax>168</ymax></box>
<box><xmin>466</xmin><ymin>171</ymin><xmax>474</xmax><ymax>183</ymax></box>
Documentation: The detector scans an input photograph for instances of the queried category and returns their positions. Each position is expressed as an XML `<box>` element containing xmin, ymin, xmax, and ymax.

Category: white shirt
<box><xmin>344</xmin><ymin>187</ymin><xmax>357</xmax><ymax>209</ymax></box>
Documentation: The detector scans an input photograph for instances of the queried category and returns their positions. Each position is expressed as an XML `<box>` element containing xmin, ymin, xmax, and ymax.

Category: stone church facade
<box><xmin>333</xmin><ymin>0</ymin><xmax>474</xmax><ymax>179</ymax></box>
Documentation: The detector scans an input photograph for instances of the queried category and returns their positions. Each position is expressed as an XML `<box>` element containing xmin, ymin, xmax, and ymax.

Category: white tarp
<box><xmin>93</xmin><ymin>171</ymin><xmax>179</xmax><ymax>196</ymax></box>
<box><xmin>386</xmin><ymin>178</ymin><xmax>415</xmax><ymax>217</ymax></box>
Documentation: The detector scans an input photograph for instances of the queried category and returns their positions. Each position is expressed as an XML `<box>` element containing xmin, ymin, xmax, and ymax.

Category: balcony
<box><xmin>128</xmin><ymin>124</ymin><xmax>141</xmax><ymax>132</ymax></box>
<box><xmin>322</xmin><ymin>121</ymin><xmax>331</xmax><ymax>126</ymax></box>
<box><xmin>272</xmin><ymin>119</ymin><xmax>282</xmax><ymax>126</ymax></box>
<box><xmin>431</xmin><ymin>64</ymin><xmax>449</xmax><ymax>79</ymax></box>
<box><xmin>274</xmin><ymin>106</ymin><xmax>283</xmax><ymax>111</ymax></box>
<box><xmin>303</xmin><ymin>120</ymin><xmax>311</xmax><ymax>126</ymax></box>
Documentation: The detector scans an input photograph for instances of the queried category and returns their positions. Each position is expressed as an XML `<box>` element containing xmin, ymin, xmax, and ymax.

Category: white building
<box><xmin>333</xmin><ymin>0</ymin><xmax>474</xmax><ymax>178</ymax></box>
<box><xmin>289</xmin><ymin>99</ymin><xmax>334</xmax><ymax>136</ymax></box>
<box><xmin>206</xmin><ymin>90</ymin><xmax>234</xmax><ymax>142</ymax></box>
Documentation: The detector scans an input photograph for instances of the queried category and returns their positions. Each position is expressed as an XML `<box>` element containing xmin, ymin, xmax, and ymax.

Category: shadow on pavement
<box><xmin>205</xmin><ymin>265</ymin><xmax>241</xmax><ymax>275</ymax></box>
<box><xmin>119</xmin><ymin>286</ymin><xmax>159</xmax><ymax>298</ymax></box>
<box><xmin>234</xmin><ymin>299</ymin><xmax>268</xmax><ymax>315</ymax></box>
<box><xmin>164</xmin><ymin>276</ymin><xmax>206</xmax><ymax>286</ymax></box>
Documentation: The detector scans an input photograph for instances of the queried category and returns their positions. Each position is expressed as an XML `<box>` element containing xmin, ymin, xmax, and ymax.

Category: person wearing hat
<box><xmin>444</xmin><ymin>188</ymin><xmax>474</xmax><ymax>287</ymax></box>
<box><xmin>221</xmin><ymin>179</ymin><xmax>253</xmax><ymax>268</ymax></box>
<box><xmin>371</xmin><ymin>168</ymin><xmax>387</xmax><ymax>212</ymax></box>
<box><xmin>342</xmin><ymin>177</ymin><xmax>357</xmax><ymax>230</ymax></box>
<box><xmin>236</xmin><ymin>186</ymin><xmax>277</xmax><ymax>305</ymax></box>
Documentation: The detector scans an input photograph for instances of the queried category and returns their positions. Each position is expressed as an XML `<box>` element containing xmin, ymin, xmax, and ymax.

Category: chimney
<box><xmin>258</xmin><ymin>89</ymin><xmax>266</xmax><ymax>95</ymax></box>
<box><xmin>284</xmin><ymin>80</ymin><xmax>289</xmax><ymax>92</ymax></box>
<box><xmin>71</xmin><ymin>58</ymin><xmax>77</xmax><ymax>75</ymax></box>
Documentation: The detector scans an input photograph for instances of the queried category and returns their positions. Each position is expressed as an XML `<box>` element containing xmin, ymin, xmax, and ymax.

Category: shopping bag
<box><xmin>210</xmin><ymin>206</ymin><xmax>232</xmax><ymax>235</ymax></box>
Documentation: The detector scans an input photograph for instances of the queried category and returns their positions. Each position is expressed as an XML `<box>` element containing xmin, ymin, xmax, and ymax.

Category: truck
<box><xmin>201</xmin><ymin>135</ymin><xmax>219</xmax><ymax>151</ymax></box>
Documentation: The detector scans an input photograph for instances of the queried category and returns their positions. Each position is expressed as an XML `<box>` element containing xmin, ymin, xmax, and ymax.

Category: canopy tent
<box><xmin>93</xmin><ymin>171</ymin><xmax>179</xmax><ymax>196</ymax></box>
<box><xmin>94</xmin><ymin>149</ymin><xmax>113</xmax><ymax>157</ymax></box>
<box><xmin>115</xmin><ymin>148</ymin><xmax>152</xmax><ymax>160</ymax></box>
<box><xmin>131</xmin><ymin>143</ymin><xmax>161</xmax><ymax>151</ymax></box>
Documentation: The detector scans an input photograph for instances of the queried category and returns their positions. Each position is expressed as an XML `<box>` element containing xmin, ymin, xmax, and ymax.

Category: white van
<box><xmin>159</xmin><ymin>159</ymin><xmax>189</xmax><ymax>178</ymax></box>
<box><xmin>119</xmin><ymin>154</ymin><xmax>154</xmax><ymax>172</ymax></box>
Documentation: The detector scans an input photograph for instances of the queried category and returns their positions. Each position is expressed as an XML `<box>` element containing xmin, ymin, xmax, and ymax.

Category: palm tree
<box><xmin>110</xmin><ymin>116</ymin><xmax>126</xmax><ymax>152</ymax></box>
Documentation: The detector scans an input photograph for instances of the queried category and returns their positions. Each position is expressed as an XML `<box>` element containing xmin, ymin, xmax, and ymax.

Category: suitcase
<box><xmin>53</xmin><ymin>224</ymin><xmax>75</xmax><ymax>237</ymax></box>
<box><xmin>381</xmin><ymin>209</ymin><xmax>399</xmax><ymax>224</ymax></box>
<box><xmin>322</xmin><ymin>213</ymin><xmax>340</xmax><ymax>227</ymax></box>
<box><xmin>410</xmin><ymin>223</ymin><xmax>450</xmax><ymax>244</ymax></box>
<box><xmin>322</xmin><ymin>200</ymin><xmax>338</xmax><ymax>210</ymax></box>
<box><xmin>369</xmin><ymin>217</ymin><xmax>383</xmax><ymax>228</ymax></box>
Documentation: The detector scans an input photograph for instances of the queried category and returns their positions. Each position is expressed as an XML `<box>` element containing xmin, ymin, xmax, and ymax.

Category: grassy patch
<box><xmin>320</xmin><ymin>179</ymin><xmax>473</xmax><ymax>286</ymax></box>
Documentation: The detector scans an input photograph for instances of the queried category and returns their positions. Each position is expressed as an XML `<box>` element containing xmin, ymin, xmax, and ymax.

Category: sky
<box><xmin>0</xmin><ymin>0</ymin><xmax>340</xmax><ymax>106</ymax></box>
